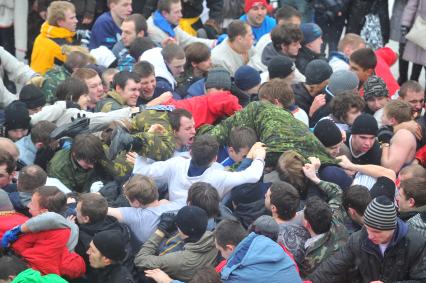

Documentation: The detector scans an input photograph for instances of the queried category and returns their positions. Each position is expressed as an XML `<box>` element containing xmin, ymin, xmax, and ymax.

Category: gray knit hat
<box><xmin>364</xmin><ymin>196</ymin><xmax>397</xmax><ymax>231</ymax></box>
<box><xmin>363</xmin><ymin>75</ymin><xmax>389</xmax><ymax>101</ymax></box>
<box><xmin>252</xmin><ymin>215</ymin><xmax>279</xmax><ymax>238</ymax></box>
<box><xmin>205</xmin><ymin>67</ymin><xmax>232</xmax><ymax>91</ymax></box>
<box><xmin>305</xmin><ymin>59</ymin><xmax>333</xmax><ymax>85</ymax></box>
<box><xmin>327</xmin><ymin>70</ymin><xmax>359</xmax><ymax>95</ymax></box>
<box><xmin>0</xmin><ymin>189</ymin><xmax>14</xmax><ymax>211</ymax></box>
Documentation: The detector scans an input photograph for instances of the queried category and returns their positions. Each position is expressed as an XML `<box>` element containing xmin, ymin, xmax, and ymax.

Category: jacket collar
<box><xmin>153</xmin><ymin>10</ymin><xmax>176</xmax><ymax>37</ymax></box>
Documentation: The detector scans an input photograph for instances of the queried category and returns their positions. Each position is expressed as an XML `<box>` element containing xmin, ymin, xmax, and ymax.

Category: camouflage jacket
<box><xmin>95</xmin><ymin>91</ymin><xmax>126</xmax><ymax>113</ymax></box>
<box><xmin>197</xmin><ymin>101</ymin><xmax>337</xmax><ymax>167</ymax></box>
<box><xmin>300</xmin><ymin>181</ymin><xmax>349</xmax><ymax>278</ymax></box>
<box><xmin>41</xmin><ymin>65</ymin><xmax>72</xmax><ymax>104</ymax></box>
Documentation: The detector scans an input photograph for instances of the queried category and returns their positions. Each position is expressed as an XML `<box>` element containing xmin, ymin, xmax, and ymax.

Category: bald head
<box><xmin>0</xmin><ymin>138</ymin><xmax>19</xmax><ymax>160</ymax></box>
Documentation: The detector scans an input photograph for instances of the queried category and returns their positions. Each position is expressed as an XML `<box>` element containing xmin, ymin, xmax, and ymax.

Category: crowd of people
<box><xmin>1</xmin><ymin>0</ymin><xmax>426</xmax><ymax>282</ymax></box>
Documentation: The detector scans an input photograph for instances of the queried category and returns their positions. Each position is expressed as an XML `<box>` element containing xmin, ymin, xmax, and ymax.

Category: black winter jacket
<box><xmin>295</xmin><ymin>46</ymin><xmax>326</xmax><ymax>75</ymax></box>
<box><xmin>309</xmin><ymin>220</ymin><xmax>426</xmax><ymax>283</ymax></box>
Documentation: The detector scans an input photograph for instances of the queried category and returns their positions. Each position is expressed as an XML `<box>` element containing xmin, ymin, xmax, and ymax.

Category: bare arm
<box><xmin>107</xmin><ymin>207</ymin><xmax>123</xmax><ymax>222</ymax></box>
<box><xmin>337</xmin><ymin>155</ymin><xmax>396</xmax><ymax>182</ymax></box>
<box><xmin>381</xmin><ymin>130</ymin><xmax>417</xmax><ymax>173</ymax></box>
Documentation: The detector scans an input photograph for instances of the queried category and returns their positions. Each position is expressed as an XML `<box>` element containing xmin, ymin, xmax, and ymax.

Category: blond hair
<box><xmin>47</xmin><ymin>1</ymin><xmax>75</xmax><ymax>26</ymax></box>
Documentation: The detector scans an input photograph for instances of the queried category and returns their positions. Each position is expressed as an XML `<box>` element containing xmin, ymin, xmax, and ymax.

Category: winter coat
<box><xmin>308</xmin><ymin>219</ymin><xmax>426</xmax><ymax>282</ymax></box>
<box><xmin>402</xmin><ymin>0</ymin><xmax>426</xmax><ymax>65</ymax></box>
<box><xmin>0</xmin><ymin>0</ymin><xmax>28</xmax><ymax>56</ymax></box>
<box><xmin>96</xmin><ymin>90</ymin><xmax>127</xmax><ymax>112</ymax></box>
<box><xmin>390</xmin><ymin>0</ymin><xmax>408</xmax><ymax>41</ymax></box>
<box><xmin>375</xmin><ymin>47</ymin><xmax>400</xmax><ymax>97</ymax></box>
<box><xmin>134</xmin><ymin>231</ymin><xmax>218</xmax><ymax>282</ymax></box>
<box><xmin>220</xmin><ymin>232</ymin><xmax>302</xmax><ymax>283</ymax></box>
<box><xmin>89</xmin><ymin>264</ymin><xmax>135</xmax><ymax>283</ymax></box>
<box><xmin>31</xmin><ymin>22</ymin><xmax>76</xmax><ymax>75</ymax></box>
<box><xmin>295</xmin><ymin>46</ymin><xmax>327</xmax><ymax>75</ymax></box>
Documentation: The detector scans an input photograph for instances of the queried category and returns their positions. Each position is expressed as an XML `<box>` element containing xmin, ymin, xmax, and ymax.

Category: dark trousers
<box><xmin>398</xmin><ymin>43</ymin><xmax>425</xmax><ymax>85</ymax></box>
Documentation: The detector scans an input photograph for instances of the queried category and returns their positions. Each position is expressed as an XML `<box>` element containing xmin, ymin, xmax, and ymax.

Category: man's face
<box><xmin>366</xmin><ymin>226</ymin><xmax>394</xmax><ymax>245</ymax></box>
<box><xmin>110</xmin><ymin>0</ymin><xmax>132</xmax><ymax>21</ymax></box>
<box><xmin>345</xmin><ymin>107</ymin><xmax>361</xmax><ymax>126</ymax></box>
<box><xmin>7</xmin><ymin>129</ymin><xmax>28</xmax><ymax>142</ymax></box>
<box><xmin>228</xmin><ymin>146</ymin><xmax>250</xmax><ymax>163</ymax></box>
<box><xmin>214</xmin><ymin>240</ymin><xmax>233</xmax><ymax>260</ymax></box>
<box><xmin>345</xmin><ymin>42</ymin><xmax>366</xmax><ymax>57</ymax></box>
<box><xmin>121</xmin><ymin>21</ymin><xmax>137</xmax><ymax>47</ymax></box>
<box><xmin>240</xmin><ymin>26</ymin><xmax>254</xmax><ymax>51</ymax></box>
<box><xmin>401</xmin><ymin>90</ymin><xmax>424</xmax><ymax>118</ymax></box>
<box><xmin>367</xmin><ymin>96</ymin><xmax>388</xmax><ymax>113</ymax></box>
<box><xmin>396</xmin><ymin>187</ymin><xmax>413</xmax><ymax>212</ymax></box>
<box><xmin>246</xmin><ymin>4</ymin><xmax>267</xmax><ymax>27</ymax></box>
<box><xmin>278</xmin><ymin>16</ymin><xmax>301</xmax><ymax>27</ymax></box>
<box><xmin>326</xmin><ymin>141</ymin><xmax>343</xmax><ymax>158</ymax></box>
<box><xmin>140</xmin><ymin>74</ymin><xmax>156</xmax><ymax>99</ymax></box>
<box><xmin>58</xmin><ymin>9</ymin><xmax>78</xmax><ymax>32</ymax></box>
<box><xmin>163</xmin><ymin>2</ymin><xmax>183</xmax><ymax>26</ymax></box>
<box><xmin>282</xmin><ymin>41</ymin><xmax>301</xmax><ymax>57</ymax></box>
<box><xmin>174</xmin><ymin>116</ymin><xmax>196</xmax><ymax>147</ymax></box>
<box><xmin>28</xmin><ymin>192</ymin><xmax>45</xmax><ymax>217</ymax></box>
<box><xmin>87</xmin><ymin>241</ymin><xmax>108</xmax><ymax>268</ymax></box>
<box><xmin>118</xmin><ymin>79</ymin><xmax>140</xmax><ymax>106</ymax></box>
<box><xmin>306</xmin><ymin>37</ymin><xmax>323</xmax><ymax>54</ymax></box>
<box><xmin>167</xmin><ymin>58</ymin><xmax>186</xmax><ymax>77</ymax></box>
<box><xmin>0</xmin><ymin>164</ymin><xmax>13</xmax><ymax>188</ymax></box>
<box><xmin>193</xmin><ymin>57</ymin><xmax>212</xmax><ymax>74</ymax></box>
<box><xmin>85</xmin><ymin>75</ymin><xmax>104</xmax><ymax>104</ymax></box>
<box><xmin>349</xmin><ymin>60</ymin><xmax>371</xmax><ymax>83</ymax></box>
<box><xmin>29</xmin><ymin>106</ymin><xmax>43</xmax><ymax>115</ymax></box>
<box><xmin>351</xmin><ymin>134</ymin><xmax>376</xmax><ymax>153</ymax></box>
<box><xmin>381</xmin><ymin>110</ymin><xmax>394</xmax><ymax>127</ymax></box>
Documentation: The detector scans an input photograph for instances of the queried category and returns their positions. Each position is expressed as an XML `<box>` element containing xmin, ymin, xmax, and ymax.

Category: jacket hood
<box><xmin>79</xmin><ymin>215</ymin><xmax>128</xmax><ymax>237</ymax></box>
<box><xmin>184</xmin><ymin>231</ymin><xmax>217</xmax><ymax>254</ymax></box>
<box><xmin>140</xmin><ymin>47</ymin><xmax>176</xmax><ymax>87</ymax></box>
<box><xmin>261</xmin><ymin>42</ymin><xmax>282</xmax><ymax>67</ymax></box>
<box><xmin>375</xmin><ymin>47</ymin><xmax>397</xmax><ymax>66</ymax></box>
<box><xmin>40</xmin><ymin>21</ymin><xmax>75</xmax><ymax>40</ymax></box>
<box><xmin>234</xmin><ymin>199</ymin><xmax>267</xmax><ymax>229</ymax></box>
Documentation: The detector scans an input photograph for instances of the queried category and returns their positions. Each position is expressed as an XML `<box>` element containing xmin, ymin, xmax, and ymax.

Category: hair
<box><xmin>187</xmin><ymin>182</ymin><xmax>220</xmax><ymax>218</ymax></box>
<box><xmin>330</xmin><ymin>90</ymin><xmax>365</xmax><ymax>122</ymax></box>
<box><xmin>400</xmin><ymin>177</ymin><xmax>426</xmax><ymax>207</ymax></box>
<box><xmin>30</xmin><ymin>121</ymin><xmax>57</xmax><ymax>145</ymax></box>
<box><xmin>65</xmin><ymin>51</ymin><xmax>90</xmax><ymax>70</ymax></box>
<box><xmin>111</xmin><ymin>71</ymin><xmax>141</xmax><ymax>90</ymax></box>
<box><xmin>161</xmin><ymin>43</ymin><xmax>185</xmax><ymax>63</ymax></box>
<box><xmin>134</xmin><ymin>61</ymin><xmax>155</xmax><ymax>79</ymax></box>
<box><xmin>72</xmin><ymin>67</ymin><xmax>98</xmax><ymax>81</ymax></box>
<box><xmin>0</xmin><ymin>255</ymin><xmax>27</xmax><ymax>280</ymax></box>
<box><xmin>384</xmin><ymin>100</ymin><xmax>413</xmax><ymax>124</ymax></box>
<box><xmin>271</xmin><ymin>25</ymin><xmax>303</xmax><ymax>51</ymax></box>
<box><xmin>0</xmin><ymin>149</ymin><xmax>16</xmax><ymax>174</ymax></box>
<box><xmin>102</xmin><ymin>68</ymin><xmax>119</xmax><ymax>90</ymax></box>
<box><xmin>56</xmin><ymin>77</ymin><xmax>89</xmax><ymax>102</ymax></box>
<box><xmin>47</xmin><ymin>1</ymin><xmax>75</xmax><ymax>26</ymax></box>
<box><xmin>71</xmin><ymin>134</ymin><xmax>105</xmax><ymax>164</ymax></box>
<box><xmin>157</xmin><ymin>0</ymin><xmax>180</xmax><ymax>13</ymax></box>
<box><xmin>304</xmin><ymin>196</ymin><xmax>332</xmax><ymax>234</ymax></box>
<box><xmin>342</xmin><ymin>185</ymin><xmax>371</xmax><ymax>216</ymax></box>
<box><xmin>123</xmin><ymin>174</ymin><xmax>159</xmax><ymax>205</ymax></box>
<box><xmin>191</xmin><ymin>135</ymin><xmax>219</xmax><ymax>167</ymax></box>
<box><xmin>258</xmin><ymin>78</ymin><xmax>295</xmax><ymax>109</ymax></box>
<box><xmin>214</xmin><ymin>219</ymin><xmax>248</xmax><ymax>249</ymax></box>
<box><xmin>337</xmin><ymin>33</ymin><xmax>365</xmax><ymax>52</ymax></box>
<box><xmin>276</xmin><ymin>150</ymin><xmax>307</xmax><ymax>196</ymax></box>
<box><xmin>227</xmin><ymin>20</ymin><xmax>249</xmax><ymax>42</ymax></box>
<box><xmin>229</xmin><ymin>127</ymin><xmax>257</xmax><ymax>153</ymax></box>
<box><xmin>399</xmin><ymin>80</ymin><xmax>424</xmax><ymax>99</ymax></box>
<box><xmin>270</xmin><ymin>181</ymin><xmax>300</xmax><ymax>220</ymax></box>
<box><xmin>350</xmin><ymin>48</ymin><xmax>377</xmax><ymax>70</ymax></box>
<box><xmin>79</xmin><ymin>193</ymin><xmax>108</xmax><ymax>223</ymax></box>
<box><xmin>129</xmin><ymin>37</ymin><xmax>156</xmax><ymax>59</ymax></box>
<box><xmin>399</xmin><ymin>164</ymin><xmax>426</xmax><ymax>178</ymax></box>
<box><xmin>17</xmin><ymin>165</ymin><xmax>47</xmax><ymax>193</ymax></box>
<box><xmin>184</xmin><ymin>42</ymin><xmax>211</xmax><ymax>70</ymax></box>
<box><xmin>275</xmin><ymin>5</ymin><xmax>302</xmax><ymax>23</ymax></box>
<box><xmin>168</xmin><ymin>108</ymin><xmax>193</xmax><ymax>131</ymax></box>
<box><xmin>189</xmin><ymin>267</ymin><xmax>222</xmax><ymax>283</ymax></box>
<box><xmin>123</xmin><ymin>13</ymin><xmax>147</xmax><ymax>34</ymax></box>
<box><xmin>34</xmin><ymin>186</ymin><xmax>67</xmax><ymax>213</ymax></box>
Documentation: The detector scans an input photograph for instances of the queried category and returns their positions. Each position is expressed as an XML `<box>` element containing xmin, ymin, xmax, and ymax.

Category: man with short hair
<box><xmin>363</xmin><ymin>75</ymin><xmax>390</xmax><ymax>123</ymax></box>
<box><xmin>329</xmin><ymin>33</ymin><xmax>366</xmax><ymax>72</ymax></box>
<box><xmin>211</xmin><ymin>20</ymin><xmax>254</xmax><ymax>75</ymax></box>
<box><xmin>96</xmin><ymin>70</ymin><xmax>141</xmax><ymax>112</ymax></box>
<box><xmin>399</xmin><ymin>80</ymin><xmax>425</xmax><ymax>119</ymax></box>
<box><xmin>89</xmin><ymin>0</ymin><xmax>133</xmax><ymax>50</ymax></box>
<box><xmin>296</xmin><ymin>23</ymin><xmax>326</xmax><ymax>74</ymax></box>
<box><xmin>342</xmin><ymin>185</ymin><xmax>372</xmax><ymax>232</ymax></box>
<box><xmin>133</xmin><ymin>61</ymin><xmax>162</xmax><ymax>104</ymax></box>
<box><xmin>309</xmin><ymin>196</ymin><xmax>426</xmax><ymax>282</ymax></box>
<box><xmin>240</xmin><ymin>0</ymin><xmax>275</xmax><ymax>44</ymax></box>
<box><xmin>31</xmin><ymin>1</ymin><xmax>78</xmax><ymax>74</ymax></box>
<box><xmin>0</xmin><ymin>149</ymin><xmax>16</xmax><ymax>191</ymax></box>
<box><xmin>72</xmin><ymin>68</ymin><xmax>105</xmax><ymax>109</ymax></box>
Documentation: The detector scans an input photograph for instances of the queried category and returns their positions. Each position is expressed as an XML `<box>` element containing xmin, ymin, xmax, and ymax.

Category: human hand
<box><xmin>308</xmin><ymin>157</ymin><xmax>321</xmax><ymax>170</ymax></box>
<box><xmin>82</xmin><ymin>16</ymin><xmax>93</xmax><ymax>25</ymax></box>
<box><xmin>247</xmin><ymin>142</ymin><xmax>265</xmax><ymax>159</ymax></box>
<box><xmin>401</xmin><ymin>26</ymin><xmax>409</xmax><ymax>44</ymax></box>
<box><xmin>336</xmin><ymin>155</ymin><xmax>355</xmax><ymax>171</ymax></box>
<box><xmin>1</xmin><ymin>225</ymin><xmax>22</xmax><ymax>248</ymax></box>
<box><xmin>39</xmin><ymin>11</ymin><xmax>47</xmax><ymax>20</ymax></box>
<box><xmin>157</xmin><ymin>213</ymin><xmax>176</xmax><ymax>235</ymax></box>
<box><xmin>394</xmin><ymin>120</ymin><xmax>422</xmax><ymax>140</ymax></box>
<box><xmin>302</xmin><ymin>163</ymin><xmax>320</xmax><ymax>184</ymax></box>
<box><xmin>148</xmin><ymin>124</ymin><xmax>167</xmax><ymax>134</ymax></box>
<box><xmin>251</xmin><ymin>143</ymin><xmax>266</xmax><ymax>161</ymax></box>
<box><xmin>309</xmin><ymin>94</ymin><xmax>326</xmax><ymax>117</ymax></box>
<box><xmin>126</xmin><ymin>151</ymin><xmax>138</xmax><ymax>165</ymax></box>
<box><xmin>161</xmin><ymin>37</ymin><xmax>177</xmax><ymax>47</ymax></box>
<box><xmin>146</xmin><ymin>92</ymin><xmax>173</xmax><ymax>107</ymax></box>
<box><xmin>145</xmin><ymin>269</ymin><xmax>173</xmax><ymax>283</ymax></box>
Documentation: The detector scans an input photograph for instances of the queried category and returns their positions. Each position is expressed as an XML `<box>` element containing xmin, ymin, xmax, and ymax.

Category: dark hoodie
<box><xmin>261</xmin><ymin>42</ymin><xmax>285</xmax><ymax>67</ymax></box>
<box><xmin>295</xmin><ymin>46</ymin><xmax>326</xmax><ymax>75</ymax></box>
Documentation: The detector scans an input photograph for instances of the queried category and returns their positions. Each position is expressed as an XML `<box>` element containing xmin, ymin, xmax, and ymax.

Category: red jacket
<box><xmin>415</xmin><ymin>144</ymin><xmax>426</xmax><ymax>166</ymax></box>
<box><xmin>0</xmin><ymin>214</ymin><xmax>86</xmax><ymax>279</ymax></box>
<box><xmin>164</xmin><ymin>91</ymin><xmax>242</xmax><ymax>128</ymax></box>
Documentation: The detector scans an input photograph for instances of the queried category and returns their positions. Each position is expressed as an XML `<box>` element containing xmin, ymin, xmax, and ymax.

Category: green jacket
<box><xmin>41</xmin><ymin>65</ymin><xmax>71</xmax><ymax>104</ymax></box>
<box><xmin>95</xmin><ymin>91</ymin><xmax>125</xmax><ymax>112</ymax></box>
<box><xmin>12</xmin><ymin>268</ymin><xmax>68</xmax><ymax>283</ymax></box>
<box><xmin>134</xmin><ymin>231</ymin><xmax>218</xmax><ymax>282</ymax></box>
<box><xmin>300</xmin><ymin>181</ymin><xmax>349</xmax><ymax>278</ymax></box>
<box><xmin>197</xmin><ymin>101</ymin><xmax>336</xmax><ymax>167</ymax></box>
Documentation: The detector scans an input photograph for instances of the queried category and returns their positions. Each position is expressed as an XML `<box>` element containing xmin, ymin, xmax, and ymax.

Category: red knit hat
<box><xmin>244</xmin><ymin>0</ymin><xmax>272</xmax><ymax>13</ymax></box>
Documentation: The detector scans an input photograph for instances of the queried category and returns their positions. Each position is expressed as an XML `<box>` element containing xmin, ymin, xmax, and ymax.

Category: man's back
<box><xmin>89</xmin><ymin>12</ymin><xmax>122</xmax><ymax>50</ymax></box>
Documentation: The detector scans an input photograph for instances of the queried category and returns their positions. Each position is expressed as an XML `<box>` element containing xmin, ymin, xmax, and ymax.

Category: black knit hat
<box><xmin>351</xmin><ymin>114</ymin><xmax>378</xmax><ymax>136</ymax></box>
<box><xmin>175</xmin><ymin>206</ymin><xmax>208</xmax><ymax>241</ymax></box>
<box><xmin>363</xmin><ymin>75</ymin><xmax>389</xmax><ymax>101</ymax></box>
<box><xmin>314</xmin><ymin>119</ymin><xmax>342</xmax><ymax>147</ymax></box>
<box><xmin>19</xmin><ymin>84</ymin><xmax>46</xmax><ymax>109</ymax></box>
<box><xmin>234</xmin><ymin>65</ymin><xmax>261</xmax><ymax>91</ymax></box>
<box><xmin>305</xmin><ymin>59</ymin><xmax>333</xmax><ymax>85</ymax></box>
<box><xmin>205</xmin><ymin>67</ymin><xmax>232</xmax><ymax>91</ymax></box>
<box><xmin>268</xmin><ymin>55</ymin><xmax>295</xmax><ymax>79</ymax></box>
<box><xmin>364</xmin><ymin>196</ymin><xmax>397</xmax><ymax>231</ymax></box>
<box><xmin>370</xmin><ymin>176</ymin><xmax>396</xmax><ymax>201</ymax></box>
<box><xmin>4</xmin><ymin>101</ymin><xmax>31</xmax><ymax>132</ymax></box>
<box><xmin>92</xmin><ymin>230</ymin><xmax>127</xmax><ymax>262</ymax></box>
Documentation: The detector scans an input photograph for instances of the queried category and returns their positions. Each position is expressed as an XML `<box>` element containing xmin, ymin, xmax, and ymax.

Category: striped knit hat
<box><xmin>364</xmin><ymin>196</ymin><xmax>397</xmax><ymax>231</ymax></box>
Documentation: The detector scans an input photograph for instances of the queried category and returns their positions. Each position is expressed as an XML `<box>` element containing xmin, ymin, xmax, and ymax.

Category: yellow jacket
<box><xmin>31</xmin><ymin>22</ymin><xmax>75</xmax><ymax>75</ymax></box>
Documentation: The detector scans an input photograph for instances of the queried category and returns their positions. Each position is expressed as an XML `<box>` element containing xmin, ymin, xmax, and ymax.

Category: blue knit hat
<box><xmin>300</xmin><ymin>23</ymin><xmax>322</xmax><ymax>45</ymax></box>
<box><xmin>234</xmin><ymin>65</ymin><xmax>261</xmax><ymax>91</ymax></box>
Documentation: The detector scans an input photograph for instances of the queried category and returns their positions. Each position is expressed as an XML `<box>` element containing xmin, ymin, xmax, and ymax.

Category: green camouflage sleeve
<box><xmin>317</xmin><ymin>180</ymin><xmax>345</xmax><ymax>225</ymax></box>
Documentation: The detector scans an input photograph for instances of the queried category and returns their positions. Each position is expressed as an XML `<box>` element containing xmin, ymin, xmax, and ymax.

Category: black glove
<box><xmin>50</xmin><ymin>116</ymin><xmax>90</xmax><ymax>140</ymax></box>
<box><xmin>157</xmin><ymin>212</ymin><xmax>177</xmax><ymax>235</ymax></box>
<box><xmin>108</xmin><ymin>125</ymin><xmax>143</xmax><ymax>160</ymax></box>
<box><xmin>377</xmin><ymin>125</ymin><xmax>394</xmax><ymax>144</ymax></box>
<box><xmin>401</xmin><ymin>26</ymin><xmax>410</xmax><ymax>44</ymax></box>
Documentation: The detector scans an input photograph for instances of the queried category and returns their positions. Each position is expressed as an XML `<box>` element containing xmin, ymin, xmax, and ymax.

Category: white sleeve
<box><xmin>30</xmin><ymin>101</ymin><xmax>66</xmax><ymax>125</ymax></box>
<box><xmin>133</xmin><ymin>155</ymin><xmax>174</xmax><ymax>182</ymax></box>
<box><xmin>175</xmin><ymin>27</ymin><xmax>216</xmax><ymax>48</ymax></box>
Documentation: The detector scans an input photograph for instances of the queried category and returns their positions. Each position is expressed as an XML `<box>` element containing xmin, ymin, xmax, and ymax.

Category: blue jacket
<box><xmin>89</xmin><ymin>12</ymin><xmax>122</xmax><ymax>50</ymax></box>
<box><xmin>221</xmin><ymin>233</ymin><xmax>302</xmax><ymax>283</ymax></box>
